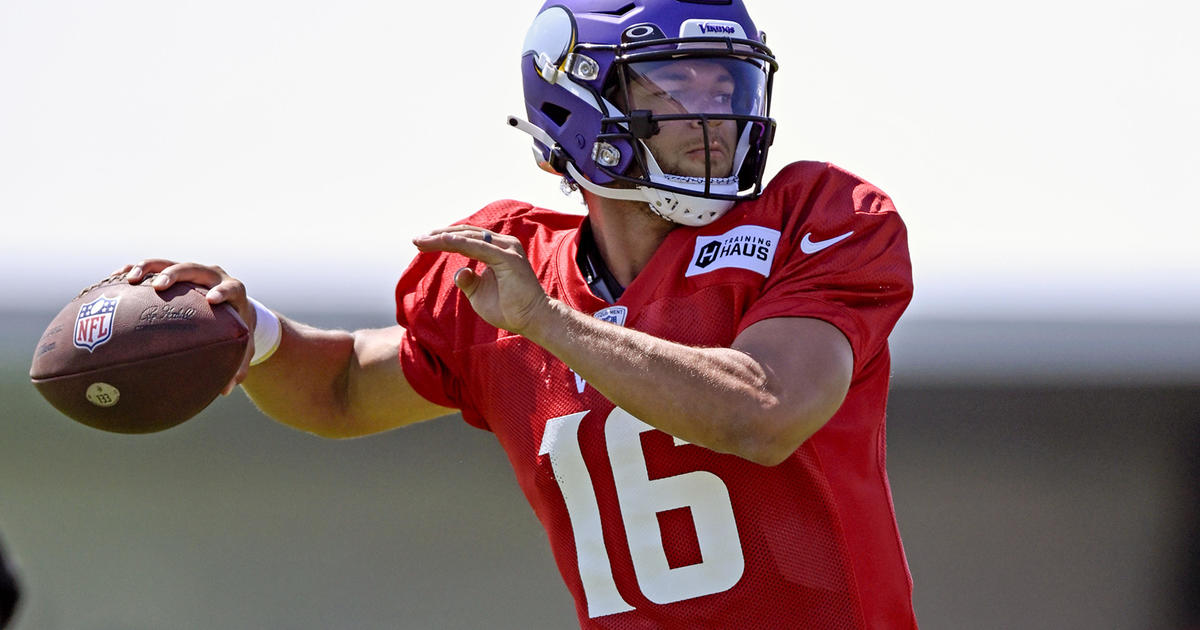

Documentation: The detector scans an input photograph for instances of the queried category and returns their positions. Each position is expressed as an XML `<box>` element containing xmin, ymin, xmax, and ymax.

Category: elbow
<box><xmin>732</xmin><ymin>426</ymin><xmax>810</xmax><ymax>467</ymax></box>
<box><xmin>724</xmin><ymin>393</ymin><xmax>841</xmax><ymax>467</ymax></box>
<box><xmin>736</xmin><ymin>415</ymin><xmax>829</xmax><ymax>467</ymax></box>
<box><xmin>304</xmin><ymin>375</ymin><xmax>376</xmax><ymax>439</ymax></box>
<box><xmin>742</xmin><ymin>440</ymin><xmax>799</xmax><ymax>468</ymax></box>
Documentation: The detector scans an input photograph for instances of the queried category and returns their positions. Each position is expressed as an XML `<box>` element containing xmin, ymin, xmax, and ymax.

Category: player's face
<box><xmin>626</xmin><ymin>59</ymin><xmax>739</xmax><ymax>179</ymax></box>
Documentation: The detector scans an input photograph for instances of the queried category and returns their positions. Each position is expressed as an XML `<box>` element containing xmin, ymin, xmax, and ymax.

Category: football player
<box><xmin>125</xmin><ymin>0</ymin><xmax>918</xmax><ymax>626</ymax></box>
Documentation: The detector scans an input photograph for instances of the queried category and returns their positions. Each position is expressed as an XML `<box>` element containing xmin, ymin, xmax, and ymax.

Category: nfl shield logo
<box><xmin>74</xmin><ymin>295</ymin><xmax>121</xmax><ymax>352</ymax></box>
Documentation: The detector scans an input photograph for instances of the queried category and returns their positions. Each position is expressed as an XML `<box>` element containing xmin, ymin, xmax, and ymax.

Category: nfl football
<box><xmin>29</xmin><ymin>273</ymin><xmax>249</xmax><ymax>434</ymax></box>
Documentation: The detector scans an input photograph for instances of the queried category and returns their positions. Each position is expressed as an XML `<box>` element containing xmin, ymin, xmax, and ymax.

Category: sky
<box><xmin>1</xmin><ymin>0</ymin><xmax>1197</xmax><ymax>321</ymax></box>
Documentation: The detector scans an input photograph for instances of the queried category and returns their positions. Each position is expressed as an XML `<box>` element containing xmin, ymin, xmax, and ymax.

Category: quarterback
<box><xmin>126</xmin><ymin>0</ymin><xmax>918</xmax><ymax>627</ymax></box>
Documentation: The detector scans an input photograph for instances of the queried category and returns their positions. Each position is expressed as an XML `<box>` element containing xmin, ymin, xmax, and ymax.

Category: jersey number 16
<box><xmin>539</xmin><ymin>408</ymin><xmax>745</xmax><ymax>618</ymax></box>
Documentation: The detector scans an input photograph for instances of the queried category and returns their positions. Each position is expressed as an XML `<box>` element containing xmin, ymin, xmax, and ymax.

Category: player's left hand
<box><xmin>413</xmin><ymin>225</ymin><xmax>553</xmax><ymax>335</ymax></box>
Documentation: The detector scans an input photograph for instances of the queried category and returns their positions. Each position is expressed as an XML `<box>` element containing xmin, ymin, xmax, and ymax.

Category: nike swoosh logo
<box><xmin>800</xmin><ymin>231</ymin><xmax>854</xmax><ymax>254</ymax></box>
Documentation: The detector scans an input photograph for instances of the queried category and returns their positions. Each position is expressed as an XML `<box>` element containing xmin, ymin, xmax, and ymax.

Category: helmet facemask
<box><xmin>594</xmin><ymin>53</ymin><xmax>774</xmax><ymax>224</ymax></box>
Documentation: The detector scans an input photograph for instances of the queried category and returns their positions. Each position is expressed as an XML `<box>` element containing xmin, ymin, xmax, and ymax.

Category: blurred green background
<box><xmin>3</xmin><ymin>310</ymin><xmax>1198</xmax><ymax>629</ymax></box>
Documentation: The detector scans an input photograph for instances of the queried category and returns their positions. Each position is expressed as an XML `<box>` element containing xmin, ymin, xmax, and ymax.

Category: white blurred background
<box><xmin>2</xmin><ymin>0</ymin><xmax>1196</xmax><ymax>320</ymax></box>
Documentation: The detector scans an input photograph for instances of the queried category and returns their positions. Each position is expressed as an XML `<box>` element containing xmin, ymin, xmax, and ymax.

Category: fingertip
<box><xmin>412</xmin><ymin>232</ymin><xmax>443</xmax><ymax>249</ymax></box>
<box><xmin>453</xmin><ymin>267</ymin><xmax>479</xmax><ymax>295</ymax></box>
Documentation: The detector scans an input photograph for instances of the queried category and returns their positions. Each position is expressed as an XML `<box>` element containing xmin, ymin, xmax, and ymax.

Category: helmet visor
<box><xmin>619</xmin><ymin>56</ymin><xmax>769</xmax><ymax>119</ymax></box>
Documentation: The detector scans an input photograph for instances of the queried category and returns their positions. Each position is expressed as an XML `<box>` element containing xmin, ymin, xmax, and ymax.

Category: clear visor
<box><xmin>618</xmin><ymin>56</ymin><xmax>769</xmax><ymax>119</ymax></box>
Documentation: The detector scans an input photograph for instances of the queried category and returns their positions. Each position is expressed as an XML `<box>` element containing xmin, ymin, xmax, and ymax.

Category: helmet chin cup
<box><xmin>636</xmin><ymin>136</ymin><xmax>741</xmax><ymax>225</ymax></box>
<box><xmin>640</xmin><ymin>186</ymin><xmax>736</xmax><ymax>227</ymax></box>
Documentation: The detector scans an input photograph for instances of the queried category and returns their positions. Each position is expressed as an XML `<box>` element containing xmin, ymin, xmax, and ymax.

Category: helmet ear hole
<box><xmin>541</xmin><ymin>102</ymin><xmax>572</xmax><ymax>128</ymax></box>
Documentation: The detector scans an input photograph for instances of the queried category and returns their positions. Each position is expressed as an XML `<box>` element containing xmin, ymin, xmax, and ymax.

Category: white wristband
<box><xmin>247</xmin><ymin>297</ymin><xmax>282</xmax><ymax>366</ymax></box>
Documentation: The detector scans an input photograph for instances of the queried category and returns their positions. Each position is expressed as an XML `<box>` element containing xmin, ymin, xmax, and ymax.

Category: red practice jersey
<box><xmin>395</xmin><ymin>161</ymin><xmax>917</xmax><ymax>629</ymax></box>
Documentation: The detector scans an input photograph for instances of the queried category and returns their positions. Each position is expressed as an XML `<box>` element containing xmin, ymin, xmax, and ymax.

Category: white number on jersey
<box><xmin>539</xmin><ymin>408</ymin><xmax>745</xmax><ymax>618</ymax></box>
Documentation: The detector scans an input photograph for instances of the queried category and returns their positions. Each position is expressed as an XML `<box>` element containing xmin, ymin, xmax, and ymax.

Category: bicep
<box><xmin>732</xmin><ymin>317</ymin><xmax>854</xmax><ymax>439</ymax></box>
<box><xmin>346</xmin><ymin>325</ymin><xmax>457</xmax><ymax>434</ymax></box>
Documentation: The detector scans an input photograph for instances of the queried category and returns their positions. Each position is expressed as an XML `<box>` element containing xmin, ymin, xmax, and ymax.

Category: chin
<box><xmin>677</xmin><ymin>164</ymin><xmax>733</xmax><ymax>179</ymax></box>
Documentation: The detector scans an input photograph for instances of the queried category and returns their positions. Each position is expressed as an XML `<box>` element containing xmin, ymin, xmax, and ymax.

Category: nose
<box><xmin>689</xmin><ymin>115</ymin><xmax>725</xmax><ymax>129</ymax></box>
<box><xmin>691</xmin><ymin>115</ymin><xmax>724</xmax><ymax>132</ymax></box>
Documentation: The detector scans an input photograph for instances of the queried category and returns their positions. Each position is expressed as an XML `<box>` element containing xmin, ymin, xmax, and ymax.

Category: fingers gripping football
<box><xmin>413</xmin><ymin>226</ymin><xmax>552</xmax><ymax>335</ymax></box>
<box><xmin>119</xmin><ymin>258</ymin><xmax>258</xmax><ymax>394</ymax></box>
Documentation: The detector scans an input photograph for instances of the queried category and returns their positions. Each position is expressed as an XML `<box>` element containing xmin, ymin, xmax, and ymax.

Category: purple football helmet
<box><xmin>509</xmin><ymin>0</ymin><xmax>778</xmax><ymax>226</ymax></box>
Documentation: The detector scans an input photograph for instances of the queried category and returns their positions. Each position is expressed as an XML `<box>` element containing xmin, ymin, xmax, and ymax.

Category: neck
<box><xmin>582</xmin><ymin>190</ymin><xmax>676</xmax><ymax>287</ymax></box>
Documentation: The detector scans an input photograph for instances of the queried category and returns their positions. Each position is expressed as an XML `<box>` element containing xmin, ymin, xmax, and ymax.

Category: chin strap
<box><xmin>562</xmin><ymin>162</ymin><xmax>649</xmax><ymax>201</ymax></box>
<box><xmin>566</xmin><ymin>162</ymin><xmax>735</xmax><ymax>227</ymax></box>
<box><xmin>507</xmin><ymin>115</ymin><xmax>556</xmax><ymax>152</ymax></box>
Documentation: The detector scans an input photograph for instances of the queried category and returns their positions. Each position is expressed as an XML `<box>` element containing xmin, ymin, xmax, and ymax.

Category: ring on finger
<box><xmin>481</xmin><ymin>230</ymin><xmax>493</xmax><ymax>244</ymax></box>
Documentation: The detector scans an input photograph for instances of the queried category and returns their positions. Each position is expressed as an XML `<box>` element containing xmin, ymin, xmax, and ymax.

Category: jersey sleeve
<box><xmin>394</xmin><ymin>239</ymin><xmax>486</xmax><ymax>426</ymax></box>
<box><xmin>393</xmin><ymin>202</ymin><xmax>535</xmax><ymax>430</ymax></box>
<box><xmin>738</xmin><ymin>163</ymin><xmax>913</xmax><ymax>373</ymax></box>
<box><xmin>393</xmin><ymin>199</ymin><xmax>580</xmax><ymax>430</ymax></box>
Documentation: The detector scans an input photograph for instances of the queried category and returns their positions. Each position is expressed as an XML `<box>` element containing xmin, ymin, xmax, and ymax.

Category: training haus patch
<box><xmin>685</xmin><ymin>225</ymin><xmax>781</xmax><ymax>278</ymax></box>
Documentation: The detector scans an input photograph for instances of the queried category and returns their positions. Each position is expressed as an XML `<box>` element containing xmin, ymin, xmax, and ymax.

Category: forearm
<box><xmin>524</xmin><ymin>300</ymin><xmax>788</xmax><ymax>463</ymax></box>
<box><xmin>242</xmin><ymin>318</ymin><xmax>452</xmax><ymax>438</ymax></box>
<box><xmin>241</xmin><ymin>317</ymin><xmax>359</xmax><ymax>437</ymax></box>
